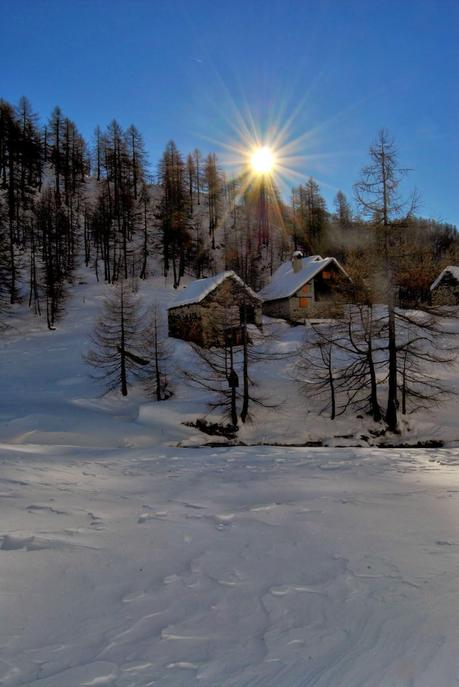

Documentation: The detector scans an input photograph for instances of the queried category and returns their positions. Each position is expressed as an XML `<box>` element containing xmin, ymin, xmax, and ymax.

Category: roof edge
<box><xmin>168</xmin><ymin>270</ymin><xmax>262</xmax><ymax>310</ymax></box>
<box><xmin>430</xmin><ymin>266</ymin><xmax>459</xmax><ymax>291</ymax></box>
<box><xmin>260</xmin><ymin>257</ymin><xmax>349</xmax><ymax>302</ymax></box>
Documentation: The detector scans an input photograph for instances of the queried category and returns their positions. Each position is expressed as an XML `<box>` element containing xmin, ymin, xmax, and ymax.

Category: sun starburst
<box><xmin>250</xmin><ymin>146</ymin><xmax>276</xmax><ymax>175</ymax></box>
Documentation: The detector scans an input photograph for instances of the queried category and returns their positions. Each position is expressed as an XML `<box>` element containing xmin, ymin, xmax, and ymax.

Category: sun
<box><xmin>250</xmin><ymin>146</ymin><xmax>275</xmax><ymax>175</ymax></box>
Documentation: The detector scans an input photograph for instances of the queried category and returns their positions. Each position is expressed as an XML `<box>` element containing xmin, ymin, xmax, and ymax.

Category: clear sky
<box><xmin>1</xmin><ymin>0</ymin><xmax>458</xmax><ymax>225</ymax></box>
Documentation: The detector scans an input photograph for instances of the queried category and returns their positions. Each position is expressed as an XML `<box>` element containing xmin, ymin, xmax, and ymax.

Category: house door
<box><xmin>240</xmin><ymin>304</ymin><xmax>255</xmax><ymax>324</ymax></box>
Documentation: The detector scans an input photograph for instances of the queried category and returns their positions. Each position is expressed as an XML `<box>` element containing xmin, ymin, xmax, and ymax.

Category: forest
<box><xmin>1</xmin><ymin>95</ymin><xmax>458</xmax><ymax>435</ymax></box>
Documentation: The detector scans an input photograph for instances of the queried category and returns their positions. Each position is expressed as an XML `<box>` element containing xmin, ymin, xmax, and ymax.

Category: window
<box><xmin>299</xmin><ymin>297</ymin><xmax>309</xmax><ymax>308</ymax></box>
<box><xmin>322</xmin><ymin>271</ymin><xmax>331</xmax><ymax>280</ymax></box>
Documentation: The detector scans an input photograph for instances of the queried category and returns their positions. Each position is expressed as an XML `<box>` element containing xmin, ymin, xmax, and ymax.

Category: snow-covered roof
<box><xmin>259</xmin><ymin>255</ymin><xmax>347</xmax><ymax>302</ymax></box>
<box><xmin>169</xmin><ymin>271</ymin><xmax>261</xmax><ymax>309</ymax></box>
<box><xmin>430</xmin><ymin>266</ymin><xmax>459</xmax><ymax>291</ymax></box>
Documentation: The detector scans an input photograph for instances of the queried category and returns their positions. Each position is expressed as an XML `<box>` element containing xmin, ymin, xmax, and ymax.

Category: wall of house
<box><xmin>313</xmin><ymin>264</ymin><xmax>344</xmax><ymax>301</ymax></box>
<box><xmin>288</xmin><ymin>281</ymin><xmax>314</xmax><ymax>321</ymax></box>
<box><xmin>262</xmin><ymin>298</ymin><xmax>291</xmax><ymax>320</ymax></box>
<box><xmin>262</xmin><ymin>263</ymin><xmax>350</xmax><ymax>323</ymax></box>
<box><xmin>168</xmin><ymin>304</ymin><xmax>205</xmax><ymax>346</ymax></box>
<box><xmin>199</xmin><ymin>279</ymin><xmax>262</xmax><ymax>346</ymax></box>
<box><xmin>432</xmin><ymin>282</ymin><xmax>459</xmax><ymax>306</ymax></box>
<box><xmin>288</xmin><ymin>289</ymin><xmax>344</xmax><ymax>321</ymax></box>
<box><xmin>169</xmin><ymin>277</ymin><xmax>262</xmax><ymax>347</ymax></box>
<box><xmin>263</xmin><ymin>272</ymin><xmax>346</xmax><ymax>323</ymax></box>
<box><xmin>307</xmin><ymin>267</ymin><xmax>347</xmax><ymax>318</ymax></box>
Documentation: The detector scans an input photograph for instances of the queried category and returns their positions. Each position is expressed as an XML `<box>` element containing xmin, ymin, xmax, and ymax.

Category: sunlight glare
<box><xmin>251</xmin><ymin>146</ymin><xmax>275</xmax><ymax>175</ymax></box>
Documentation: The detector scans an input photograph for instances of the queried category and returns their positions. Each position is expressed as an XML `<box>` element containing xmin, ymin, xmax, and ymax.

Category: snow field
<box><xmin>1</xmin><ymin>446</ymin><xmax>459</xmax><ymax>685</ymax></box>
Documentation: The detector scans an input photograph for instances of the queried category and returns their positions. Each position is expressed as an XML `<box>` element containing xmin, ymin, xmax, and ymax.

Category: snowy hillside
<box><xmin>1</xmin><ymin>267</ymin><xmax>459</xmax><ymax>450</ymax></box>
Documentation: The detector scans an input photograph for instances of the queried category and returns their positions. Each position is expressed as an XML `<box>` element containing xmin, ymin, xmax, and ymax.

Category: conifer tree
<box><xmin>193</xmin><ymin>148</ymin><xmax>202</xmax><ymax>205</ymax></box>
<box><xmin>48</xmin><ymin>106</ymin><xmax>64</xmax><ymax>200</ymax></box>
<box><xmin>85</xmin><ymin>280</ymin><xmax>147</xmax><ymax>396</ymax></box>
<box><xmin>143</xmin><ymin>304</ymin><xmax>171</xmax><ymax>400</ymax></box>
<box><xmin>186</xmin><ymin>153</ymin><xmax>195</xmax><ymax>214</ymax></box>
<box><xmin>125</xmin><ymin>124</ymin><xmax>146</xmax><ymax>201</ymax></box>
<box><xmin>334</xmin><ymin>190</ymin><xmax>352</xmax><ymax>229</ymax></box>
<box><xmin>0</xmin><ymin>100</ymin><xmax>22</xmax><ymax>303</ymax></box>
<box><xmin>204</xmin><ymin>152</ymin><xmax>222</xmax><ymax>250</ymax></box>
<box><xmin>0</xmin><ymin>197</ymin><xmax>10</xmax><ymax>327</ymax></box>
<box><xmin>35</xmin><ymin>188</ymin><xmax>70</xmax><ymax>329</ymax></box>
<box><xmin>157</xmin><ymin>141</ymin><xmax>191</xmax><ymax>287</ymax></box>
<box><xmin>291</xmin><ymin>178</ymin><xmax>327</xmax><ymax>251</ymax></box>
<box><xmin>354</xmin><ymin>129</ymin><xmax>418</xmax><ymax>431</ymax></box>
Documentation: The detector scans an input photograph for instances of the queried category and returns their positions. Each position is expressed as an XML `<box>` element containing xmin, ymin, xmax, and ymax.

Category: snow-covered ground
<box><xmin>2</xmin><ymin>271</ymin><xmax>459</xmax><ymax>685</ymax></box>
<box><xmin>1</xmin><ymin>445</ymin><xmax>459</xmax><ymax>686</ymax></box>
<box><xmin>1</xmin><ymin>268</ymin><xmax>458</xmax><ymax>450</ymax></box>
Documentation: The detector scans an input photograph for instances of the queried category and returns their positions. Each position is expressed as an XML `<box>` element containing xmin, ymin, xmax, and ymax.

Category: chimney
<box><xmin>291</xmin><ymin>251</ymin><xmax>303</xmax><ymax>273</ymax></box>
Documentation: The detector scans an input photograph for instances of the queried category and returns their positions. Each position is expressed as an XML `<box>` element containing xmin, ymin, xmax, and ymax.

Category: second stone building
<box><xmin>168</xmin><ymin>271</ymin><xmax>262</xmax><ymax>347</ymax></box>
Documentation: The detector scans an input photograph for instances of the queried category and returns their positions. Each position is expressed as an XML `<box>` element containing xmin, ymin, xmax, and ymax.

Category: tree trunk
<box><xmin>8</xmin><ymin>218</ymin><xmax>16</xmax><ymax>304</ymax></box>
<box><xmin>120</xmin><ymin>286</ymin><xmax>128</xmax><ymax>396</ymax></box>
<box><xmin>401</xmin><ymin>353</ymin><xmax>407</xmax><ymax>415</ymax></box>
<box><xmin>386</xmin><ymin>301</ymin><xmax>398</xmax><ymax>430</ymax></box>
<box><xmin>229</xmin><ymin>345</ymin><xmax>238</xmax><ymax>426</ymax></box>
<box><xmin>328</xmin><ymin>353</ymin><xmax>336</xmax><ymax>420</ymax></box>
<box><xmin>154</xmin><ymin>314</ymin><xmax>162</xmax><ymax>401</ymax></box>
<box><xmin>367</xmin><ymin>327</ymin><xmax>382</xmax><ymax>422</ymax></box>
<box><xmin>140</xmin><ymin>199</ymin><xmax>148</xmax><ymax>279</ymax></box>
<box><xmin>240</xmin><ymin>322</ymin><xmax>249</xmax><ymax>423</ymax></box>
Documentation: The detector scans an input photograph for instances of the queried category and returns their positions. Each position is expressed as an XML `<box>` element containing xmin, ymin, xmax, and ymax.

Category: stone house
<box><xmin>168</xmin><ymin>271</ymin><xmax>263</xmax><ymax>347</ymax></box>
<box><xmin>259</xmin><ymin>252</ymin><xmax>351</xmax><ymax>322</ymax></box>
<box><xmin>430</xmin><ymin>266</ymin><xmax>459</xmax><ymax>306</ymax></box>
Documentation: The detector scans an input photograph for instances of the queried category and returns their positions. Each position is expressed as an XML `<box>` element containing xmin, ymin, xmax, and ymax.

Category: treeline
<box><xmin>0</xmin><ymin>98</ymin><xmax>87</xmax><ymax>326</ymax></box>
<box><xmin>0</xmin><ymin>97</ymin><xmax>227</xmax><ymax>328</ymax></box>
<box><xmin>1</xmin><ymin>96</ymin><xmax>458</xmax><ymax>333</ymax></box>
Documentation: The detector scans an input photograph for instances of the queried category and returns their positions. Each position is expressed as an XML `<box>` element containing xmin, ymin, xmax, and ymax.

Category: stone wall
<box><xmin>431</xmin><ymin>283</ymin><xmax>459</xmax><ymax>306</ymax></box>
<box><xmin>262</xmin><ymin>263</ymin><xmax>350</xmax><ymax>323</ymax></box>
<box><xmin>287</xmin><ymin>294</ymin><xmax>344</xmax><ymax>322</ymax></box>
<box><xmin>263</xmin><ymin>274</ymin><xmax>345</xmax><ymax>323</ymax></box>
<box><xmin>262</xmin><ymin>298</ymin><xmax>290</xmax><ymax>320</ymax></box>
<box><xmin>169</xmin><ymin>276</ymin><xmax>262</xmax><ymax>347</ymax></box>
<box><xmin>168</xmin><ymin>303</ymin><xmax>205</xmax><ymax>346</ymax></box>
<box><xmin>288</xmin><ymin>289</ymin><xmax>312</xmax><ymax>322</ymax></box>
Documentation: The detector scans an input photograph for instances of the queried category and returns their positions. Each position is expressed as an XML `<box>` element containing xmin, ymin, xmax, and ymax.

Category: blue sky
<box><xmin>1</xmin><ymin>0</ymin><xmax>458</xmax><ymax>225</ymax></box>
